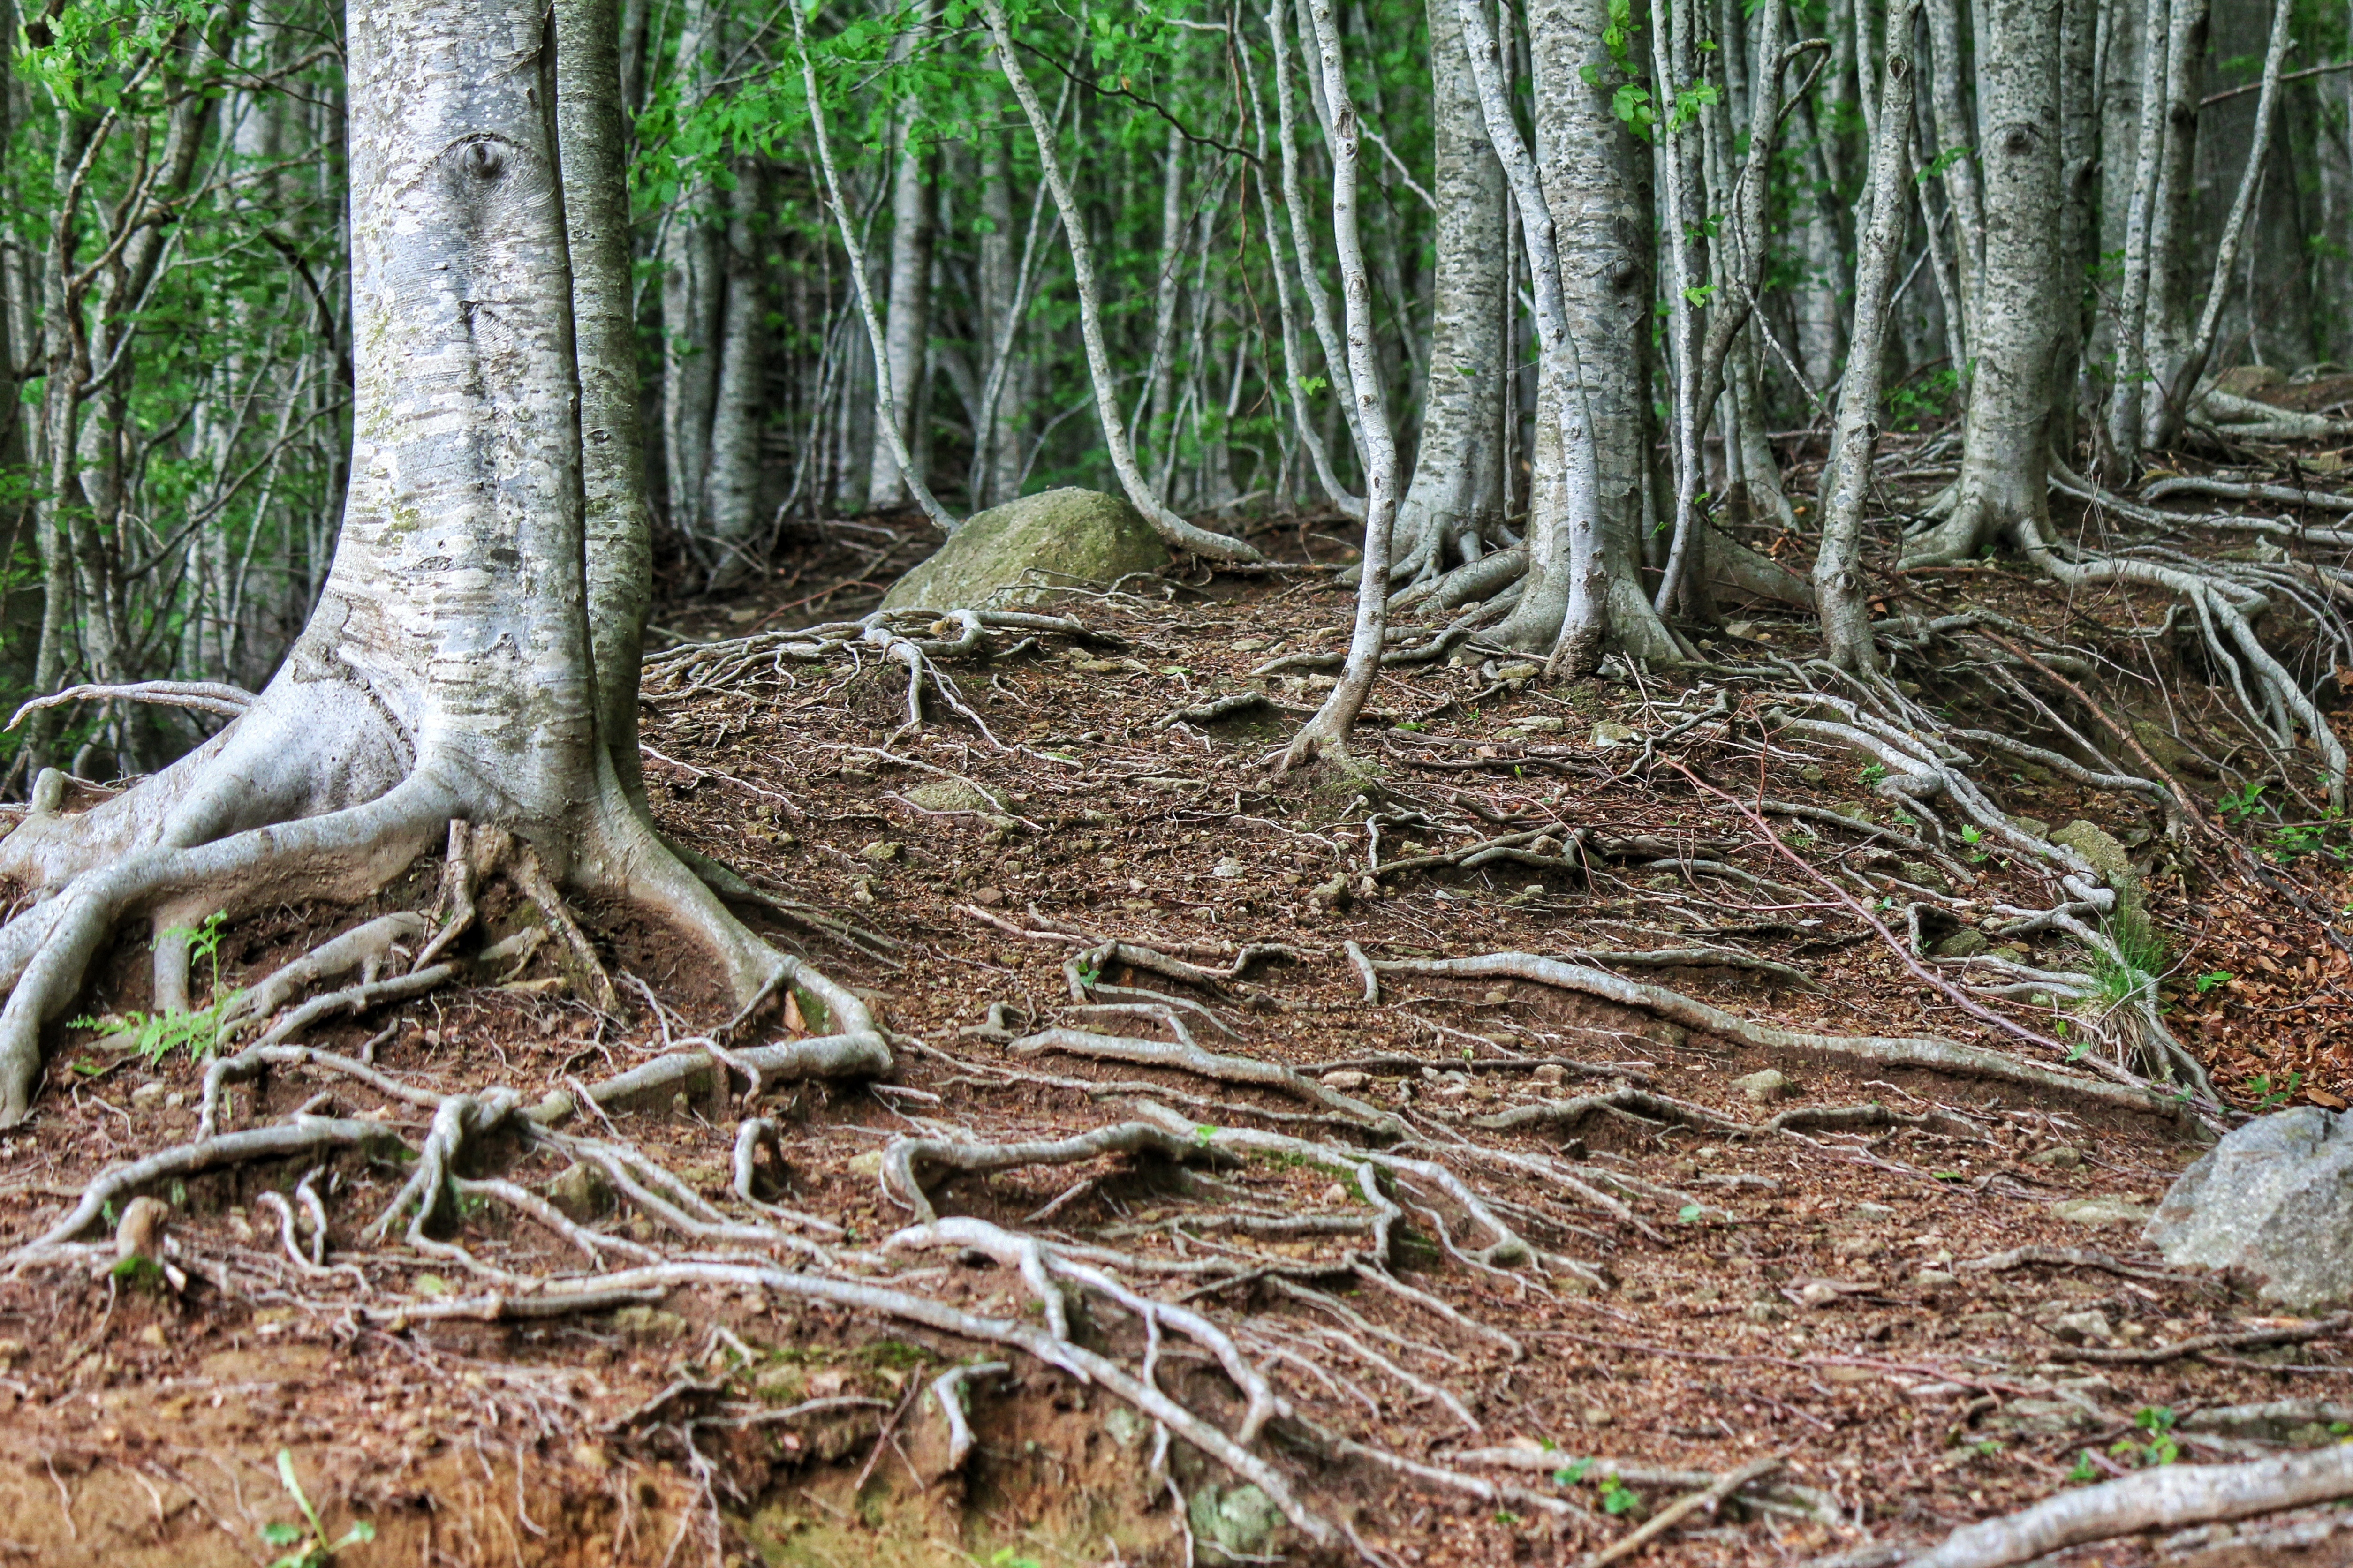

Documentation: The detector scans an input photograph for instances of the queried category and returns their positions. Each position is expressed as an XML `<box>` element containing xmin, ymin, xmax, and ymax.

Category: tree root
<box><xmin>1888</xmin><ymin>1443</ymin><xmax>2353</xmax><ymax>1568</ymax></box>
<box><xmin>2048</xmin><ymin>1312</ymin><xmax>2350</xmax><ymax>1367</ymax></box>
<box><xmin>1009</xmin><ymin>1028</ymin><xmax>1399</xmax><ymax>1131</ymax></box>
<box><xmin>1373</xmin><ymin>953</ymin><xmax>2177</xmax><ymax>1116</ymax></box>
<box><xmin>880</xmin><ymin>1119</ymin><xmax>1207</xmax><ymax>1224</ymax></box>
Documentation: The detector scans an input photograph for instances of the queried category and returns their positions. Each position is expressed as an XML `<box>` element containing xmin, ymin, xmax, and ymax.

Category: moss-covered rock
<box><xmin>2051</xmin><ymin>818</ymin><xmax>2136</xmax><ymax>896</ymax></box>
<box><xmin>881</xmin><ymin>487</ymin><xmax>1168</xmax><ymax>611</ymax></box>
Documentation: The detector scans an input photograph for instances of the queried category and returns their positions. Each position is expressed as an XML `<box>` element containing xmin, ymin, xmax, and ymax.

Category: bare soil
<box><xmin>6</xmin><ymin>473</ymin><xmax>2353</xmax><ymax>1568</ymax></box>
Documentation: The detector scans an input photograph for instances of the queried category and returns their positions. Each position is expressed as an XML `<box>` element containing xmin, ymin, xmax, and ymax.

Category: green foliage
<box><xmin>69</xmin><ymin>912</ymin><xmax>243</xmax><ymax>1066</ymax></box>
<box><xmin>2218</xmin><ymin>781</ymin><xmax>2269</xmax><ymax>824</ymax></box>
<box><xmin>2245</xmin><ymin>1071</ymin><xmax>2304</xmax><ymax>1110</ymax></box>
<box><xmin>2109</xmin><ymin>1407</ymin><xmax>2179</xmax><ymax>1468</ymax></box>
<box><xmin>2196</xmin><ymin>970</ymin><xmax>2233</xmax><ymax>994</ymax></box>
<box><xmin>263</xmin><ymin>1450</ymin><xmax>375</xmax><ymax>1568</ymax></box>
<box><xmin>2091</xmin><ymin>895</ymin><xmax>2167</xmax><ymax>1013</ymax></box>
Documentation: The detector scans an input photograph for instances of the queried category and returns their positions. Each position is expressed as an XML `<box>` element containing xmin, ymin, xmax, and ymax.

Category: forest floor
<box><xmin>7</xmin><ymin>446</ymin><xmax>2353</xmax><ymax>1568</ymax></box>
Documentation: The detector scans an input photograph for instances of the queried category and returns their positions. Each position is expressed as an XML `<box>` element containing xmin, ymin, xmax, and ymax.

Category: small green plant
<box><xmin>1676</xmin><ymin>1203</ymin><xmax>1704</xmax><ymax>1223</ymax></box>
<box><xmin>69</xmin><ymin>912</ymin><xmax>246</xmax><ymax>1066</ymax></box>
<box><xmin>2245</xmin><ymin>1071</ymin><xmax>2304</xmax><ymax>1110</ymax></box>
<box><xmin>2110</xmin><ymin>1406</ymin><xmax>2179</xmax><ymax>1467</ymax></box>
<box><xmin>2067</xmin><ymin>1449</ymin><xmax>2100</xmax><ymax>1484</ymax></box>
<box><xmin>1959</xmin><ymin>824</ymin><xmax>1990</xmax><ymax>863</ymax></box>
<box><xmin>262</xmin><ymin>1449</ymin><xmax>374</xmax><ymax>1568</ymax></box>
<box><xmin>986</xmin><ymin>1551</ymin><xmax>1044</xmax><ymax>1568</ymax></box>
<box><xmin>1860</xmin><ymin>762</ymin><xmax>1888</xmax><ymax>786</ymax></box>
<box><xmin>1597</xmin><ymin>1475</ymin><xmax>1641</xmax><ymax>1515</ymax></box>
<box><xmin>2218</xmin><ymin>780</ymin><xmax>2268</xmax><ymax>824</ymax></box>
<box><xmin>1552</xmin><ymin>1456</ymin><xmax>1594</xmax><ymax>1486</ymax></box>
<box><xmin>2195</xmin><ymin>970</ymin><xmax>2233</xmax><ymax>994</ymax></box>
<box><xmin>2091</xmin><ymin>895</ymin><xmax>2167</xmax><ymax>1011</ymax></box>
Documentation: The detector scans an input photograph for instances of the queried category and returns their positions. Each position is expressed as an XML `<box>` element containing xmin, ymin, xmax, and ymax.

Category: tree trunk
<box><xmin>1900</xmin><ymin>0</ymin><xmax>2066</xmax><ymax>566</ymax></box>
<box><xmin>1393</xmin><ymin>0</ymin><xmax>1508</xmax><ymax>583</ymax></box>
<box><xmin>2137</xmin><ymin>0</ymin><xmax>2208</xmax><ymax>450</ymax></box>
<box><xmin>658</xmin><ymin>0</ymin><xmax>723</xmax><ymax>547</ymax></box>
<box><xmin>0</xmin><ymin>0</ymin><xmax>806</xmax><ymax>1125</ymax></box>
<box><xmin>704</xmin><ymin>162</ymin><xmax>766</xmax><ymax>583</ymax></box>
<box><xmin>867</xmin><ymin>94</ymin><xmax>935</xmax><ymax>507</ymax></box>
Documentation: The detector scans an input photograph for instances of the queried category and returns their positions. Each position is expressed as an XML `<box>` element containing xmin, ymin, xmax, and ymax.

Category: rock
<box><xmin>1723</xmin><ymin>620</ymin><xmax>1757</xmax><ymax>640</ymax></box>
<box><xmin>1188</xmin><ymin>1483</ymin><xmax>1285</xmax><ymax>1561</ymax></box>
<box><xmin>2145</xmin><ymin>1107</ymin><xmax>2353</xmax><ymax>1309</ymax></box>
<box><xmin>1797</xmin><ymin>1281</ymin><xmax>1841</xmax><ymax>1309</ymax></box>
<box><xmin>1832</xmin><ymin>1236</ymin><xmax>1878</xmax><ymax>1259</ymax></box>
<box><xmin>1320</xmin><ymin>1070</ymin><xmax>1370</xmax><ymax>1090</ymax></box>
<box><xmin>2052</xmin><ymin>1196</ymin><xmax>2154</xmax><ymax>1226</ymax></box>
<box><xmin>2027</xmin><ymin>1145</ymin><xmax>2083</xmax><ymax>1169</ymax></box>
<box><xmin>1212</xmin><ymin>857</ymin><xmax>1246</xmax><ymax>879</ymax></box>
<box><xmin>860</xmin><ymin>840</ymin><xmax>902</xmax><ymax>862</ymax></box>
<box><xmin>1496</xmin><ymin>661</ymin><xmax>1541</xmax><ymax>682</ymax></box>
<box><xmin>1798</xmin><ymin>765</ymin><xmax>1826</xmax><ymax>785</ymax></box>
<box><xmin>2214</xmin><ymin>363</ymin><xmax>2287</xmax><ymax>398</ymax></box>
<box><xmin>1507</xmin><ymin>715</ymin><xmax>1565</xmax><ymax>733</ymax></box>
<box><xmin>881</xmin><ymin>487</ymin><xmax>1169</xmax><ymax>611</ymax></box>
<box><xmin>1733</xmin><ymin>1069</ymin><xmax>1794</xmax><ymax>1102</ymax></box>
<box><xmin>1853</xmin><ymin>1201</ymin><xmax>1899</xmax><ymax>1220</ymax></box>
<box><xmin>1590</xmin><ymin>720</ymin><xmax>1639</xmax><ymax>748</ymax></box>
<box><xmin>1580</xmin><ymin>1406</ymin><xmax>1615</xmax><ymax>1427</ymax></box>
<box><xmin>2049</xmin><ymin>1309</ymin><xmax>2113</xmax><ymax>1344</ymax></box>
<box><xmin>1900</xmin><ymin>861</ymin><xmax>1950</xmax><ymax>893</ymax></box>
<box><xmin>1744</xmin><ymin>1300</ymin><xmax>1783</xmax><ymax>1324</ymax></box>
<box><xmin>129</xmin><ymin>1081</ymin><xmax>166</xmax><ymax>1108</ymax></box>
<box><xmin>2051</xmin><ymin>819</ymin><xmax>2137</xmax><ymax>894</ymax></box>
<box><xmin>1916</xmin><ymin>1269</ymin><xmax>1960</xmax><ymax>1290</ymax></box>
<box><xmin>1932</xmin><ymin>928</ymin><xmax>1991</xmax><ymax>959</ymax></box>
<box><xmin>848</xmin><ymin>1150</ymin><xmax>886</xmax><ymax>1180</ymax></box>
<box><xmin>2010</xmin><ymin>815</ymin><xmax>2051</xmax><ymax>840</ymax></box>
<box><xmin>611</xmin><ymin>1305</ymin><xmax>688</xmax><ymax>1341</ymax></box>
<box><xmin>544</xmin><ymin>1162</ymin><xmax>614</xmax><ymax>1221</ymax></box>
<box><xmin>904</xmin><ymin>779</ymin><xmax>991</xmax><ymax>814</ymax></box>
<box><xmin>1532</xmin><ymin>1064</ymin><xmax>1566</xmax><ymax>1086</ymax></box>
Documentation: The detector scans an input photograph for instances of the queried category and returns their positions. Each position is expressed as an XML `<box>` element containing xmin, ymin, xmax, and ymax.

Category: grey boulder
<box><xmin>2145</xmin><ymin>1107</ymin><xmax>2353</xmax><ymax>1309</ymax></box>
<box><xmin>881</xmin><ymin>486</ymin><xmax>1168</xmax><ymax>611</ymax></box>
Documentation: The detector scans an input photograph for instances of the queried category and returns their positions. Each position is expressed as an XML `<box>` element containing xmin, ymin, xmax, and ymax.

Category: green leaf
<box><xmin>1676</xmin><ymin>1203</ymin><xmax>1704</xmax><ymax>1223</ymax></box>
<box><xmin>261</xmin><ymin>1523</ymin><xmax>304</xmax><ymax>1546</ymax></box>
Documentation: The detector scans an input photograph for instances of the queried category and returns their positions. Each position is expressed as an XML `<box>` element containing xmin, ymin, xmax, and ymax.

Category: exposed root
<box><xmin>880</xmin><ymin>1119</ymin><xmax>1206</xmax><ymax>1224</ymax></box>
<box><xmin>1373</xmin><ymin>953</ymin><xmax>2176</xmax><ymax>1115</ymax></box>
<box><xmin>1890</xmin><ymin>1443</ymin><xmax>2353</xmax><ymax>1568</ymax></box>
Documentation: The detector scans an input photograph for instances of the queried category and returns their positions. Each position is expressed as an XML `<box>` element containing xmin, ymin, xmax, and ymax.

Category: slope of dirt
<box><xmin>6</xmin><ymin>478</ymin><xmax>2353</xmax><ymax>1568</ymax></box>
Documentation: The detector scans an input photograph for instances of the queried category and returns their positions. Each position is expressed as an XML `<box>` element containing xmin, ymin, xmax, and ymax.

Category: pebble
<box><xmin>1733</xmin><ymin>1069</ymin><xmax>1794</xmax><ymax>1102</ymax></box>
<box><xmin>1320</xmin><ymin>1070</ymin><xmax>1370</xmax><ymax>1091</ymax></box>
<box><xmin>129</xmin><ymin>1082</ymin><xmax>166</xmax><ymax>1108</ymax></box>
<box><xmin>848</xmin><ymin>1150</ymin><xmax>886</xmax><ymax>1179</ymax></box>
<box><xmin>1531</xmin><ymin>1064</ymin><xmax>1566</xmax><ymax>1086</ymax></box>
<box><xmin>1580</xmin><ymin>1407</ymin><xmax>1614</xmax><ymax>1428</ymax></box>
<box><xmin>2050</xmin><ymin>1309</ymin><xmax>2114</xmax><ymax>1344</ymax></box>
<box><xmin>2050</xmin><ymin>1196</ymin><xmax>2152</xmax><ymax>1226</ymax></box>
<box><xmin>1798</xmin><ymin>1282</ymin><xmax>1842</xmax><ymax>1309</ymax></box>
<box><xmin>1916</xmin><ymin>1269</ymin><xmax>1960</xmax><ymax>1290</ymax></box>
<box><xmin>860</xmin><ymin>840</ymin><xmax>902</xmax><ymax>862</ymax></box>
<box><xmin>2025</xmin><ymin>1145</ymin><xmax>2083</xmax><ymax>1169</ymax></box>
<box><xmin>1321</xmin><ymin>1183</ymin><xmax>1351</xmax><ymax>1204</ymax></box>
<box><xmin>1590</xmin><ymin>720</ymin><xmax>1639</xmax><ymax>748</ymax></box>
<box><xmin>1745</xmin><ymin>1300</ymin><xmax>1783</xmax><ymax>1324</ymax></box>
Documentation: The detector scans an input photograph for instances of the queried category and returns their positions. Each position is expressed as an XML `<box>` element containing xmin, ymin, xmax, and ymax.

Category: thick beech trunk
<box><xmin>1392</xmin><ymin>0</ymin><xmax>1507</xmax><ymax>583</ymax></box>
<box><xmin>0</xmin><ymin>0</ymin><xmax>794</xmax><ymax>1124</ymax></box>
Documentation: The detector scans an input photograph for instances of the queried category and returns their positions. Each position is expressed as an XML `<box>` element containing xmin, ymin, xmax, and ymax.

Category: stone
<box><xmin>1580</xmin><ymin>1406</ymin><xmax>1614</xmax><ymax>1427</ymax></box>
<box><xmin>1744</xmin><ymin>1300</ymin><xmax>1783</xmax><ymax>1324</ymax></box>
<box><xmin>2026</xmin><ymin>1145</ymin><xmax>2083</xmax><ymax>1169</ymax></box>
<box><xmin>848</xmin><ymin>1149</ymin><xmax>886</xmax><ymax>1179</ymax></box>
<box><xmin>1188</xmin><ymin>1483</ymin><xmax>1285</xmax><ymax>1561</ymax></box>
<box><xmin>2052</xmin><ymin>1196</ymin><xmax>2154</xmax><ymax>1226</ymax></box>
<box><xmin>860</xmin><ymin>840</ymin><xmax>902</xmax><ymax>863</ymax></box>
<box><xmin>1320</xmin><ymin>1070</ymin><xmax>1370</xmax><ymax>1091</ymax></box>
<box><xmin>1900</xmin><ymin>861</ymin><xmax>1950</xmax><ymax>893</ymax></box>
<box><xmin>881</xmin><ymin>487</ymin><xmax>1169</xmax><ymax>611</ymax></box>
<box><xmin>1496</xmin><ymin>661</ymin><xmax>1541</xmax><ymax>682</ymax></box>
<box><xmin>1798</xmin><ymin>765</ymin><xmax>1827</xmax><ymax>785</ymax></box>
<box><xmin>1532</xmin><ymin>1064</ymin><xmax>1566</xmax><ymax>1086</ymax></box>
<box><xmin>129</xmin><ymin>1081</ymin><xmax>166</xmax><ymax>1108</ymax></box>
<box><xmin>1507</xmin><ymin>715</ymin><xmax>1565</xmax><ymax>733</ymax></box>
<box><xmin>2049</xmin><ymin>1310</ymin><xmax>2113</xmax><ymax>1345</ymax></box>
<box><xmin>612</xmin><ymin>1306</ymin><xmax>688</xmax><ymax>1341</ymax></box>
<box><xmin>2011</xmin><ymin>815</ymin><xmax>2051</xmax><ymax>841</ymax></box>
<box><xmin>544</xmin><ymin>1162</ymin><xmax>614</xmax><ymax>1221</ymax></box>
<box><xmin>1797</xmin><ymin>1281</ymin><xmax>1841</xmax><ymax>1309</ymax></box>
<box><xmin>1832</xmin><ymin>1236</ymin><xmax>1878</xmax><ymax>1259</ymax></box>
<box><xmin>1723</xmin><ymin>620</ymin><xmax>1757</xmax><ymax>640</ymax></box>
<box><xmin>2214</xmin><ymin>363</ymin><xmax>2287</xmax><ymax>399</ymax></box>
<box><xmin>1212</xmin><ymin>857</ymin><xmax>1245</xmax><ymax>879</ymax></box>
<box><xmin>1590</xmin><ymin>720</ymin><xmax>1639</xmax><ymax>748</ymax></box>
<box><xmin>904</xmin><ymin>778</ymin><xmax>991</xmax><ymax>814</ymax></box>
<box><xmin>2145</xmin><ymin>1107</ymin><xmax>2353</xmax><ymax>1310</ymax></box>
<box><xmin>2051</xmin><ymin>819</ymin><xmax>2137</xmax><ymax>895</ymax></box>
<box><xmin>1932</xmin><ymin>928</ymin><xmax>1991</xmax><ymax>959</ymax></box>
<box><xmin>1733</xmin><ymin>1068</ymin><xmax>1794</xmax><ymax>1102</ymax></box>
<box><xmin>1916</xmin><ymin>1269</ymin><xmax>1960</xmax><ymax>1290</ymax></box>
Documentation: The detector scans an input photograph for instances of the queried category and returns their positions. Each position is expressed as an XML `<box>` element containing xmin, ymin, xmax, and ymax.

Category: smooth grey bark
<box><xmin>867</xmin><ymin>62</ymin><xmax>936</xmax><ymax>507</ymax></box>
<box><xmin>555</xmin><ymin>0</ymin><xmax>653</xmax><ymax>800</ymax></box>
<box><xmin>1392</xmin><ymin>0</ymin><xmax>1506</xmax><ymax>583</ymax></box>
<box><xmin>1791</xmin><ymin>94</ymin><xmax>1849</xmax><ymax>395</ymax></box>
<box><xmin>1514</xmin><ymin>0</ymin><xmax>1676</xmax><ymax>664</ymax></box>
<box><xmin>703</xmin><ymin>163</ymin><xmax>764</xmax><ymax>583</ymax></box>
<box><xmin>2137</xmin><ymin>0</ymin><xmax>2208</xmax><ymax>450</ymax></box>
<box><xmin>1816</xmin><ymin>0</ymin><xmax>1922</xmax><ymax>670</ymax></box>
<box><xmin>658</xmin><ymin>0</ymin><xmax>722</xmax><ymax>544</ymax></box>
<box><xmin>1649</xmin><ymin>0</ymin><xmax>1709</xmax><ymax>616</ymax></box>
<box><xmin>976</xmin><ymin>0</ymin><xmax>1258</xmax><ymax>561</ymax></box>
<box><xmin>2087</xmin><ymin>0</ymin><xmax>2138</xmax><ymax>405</ymax></box>
<box><xmin>0</xmin><ymin>0</ymin><xmax>804</xmax><ymax>1123</ymax></box>
<box><xmin>1458</xmin><ymin>0</ymin><xmax>1612</xmax><ymax>671</ymax></box>
<box><xmin>2151</xmin><ymin>0</ymin><xmax>2292</xmax><ymax>445</ymax></box>
<box><xmin>790</xmin><ymin>0</ymin><xmax>956</xmax><ymax>535</ymax></box>
<box><xmin>1243</xmin><ymin>9</ymin><xmax>1362</xmax><ymax>520</ymax></box>
<box><xmin>1271</xmin><ymin>0</ymin><xmax>1370</xmax><ymax>489</ymax></box>
<box><xmin>2048</xmin><ymin>0</ymin><xmax>2098</xmax><ymax>452</ymax></box>
<box><xmin>2103</xmin><ymin>0</ymin><xmax>2168</xmax><ymax>467</ymax></box>
<box><xmin>1921</xmin><ymin>0</ymin><xmax>1985</xmax><ymax>346</ymax></box>
<box><xmin>1282</xmin><ymin>0</ymin><xmax>1402</xmax><ymax>768</ymax></box>
<box><xmin>1137</xmin><ymin>125</ymin><xmax>1187</xmax><ymax>482</ymax></box>
<box><xmin>1900</xmin><ymin>0</ymin><xmax>2066</xmax><ymax>566</ymax></box>
<box><xmin>969</xmin><ymin>131</ymin><xmax>1041</xmax><ymax>508</ymax></box>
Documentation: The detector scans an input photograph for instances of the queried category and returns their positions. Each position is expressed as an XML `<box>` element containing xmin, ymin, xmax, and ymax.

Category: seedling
<box><xmin>1597</xmin><ymin>1475</ymin><xmax>1641</xmax><ymax>1515</ymax></box>
<box><xmin>263</xmin><ymin>1449</ymin><xmax>374</xmax><ymax>1567</ymax></box>
<box><xmin>69</xmin><ymin>911</ymin><xmax>247</xmax><ymax>1066</ymax></box>
<box><xmin>2195</xmin><ymin>971</ymin><xmax>2233</xmax><ymax>995</ymax></box>
<box><xmin>2245</xmin><ymin>1072</ymin><xmax>2304</xmax><ymax>1110</ymax></box>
